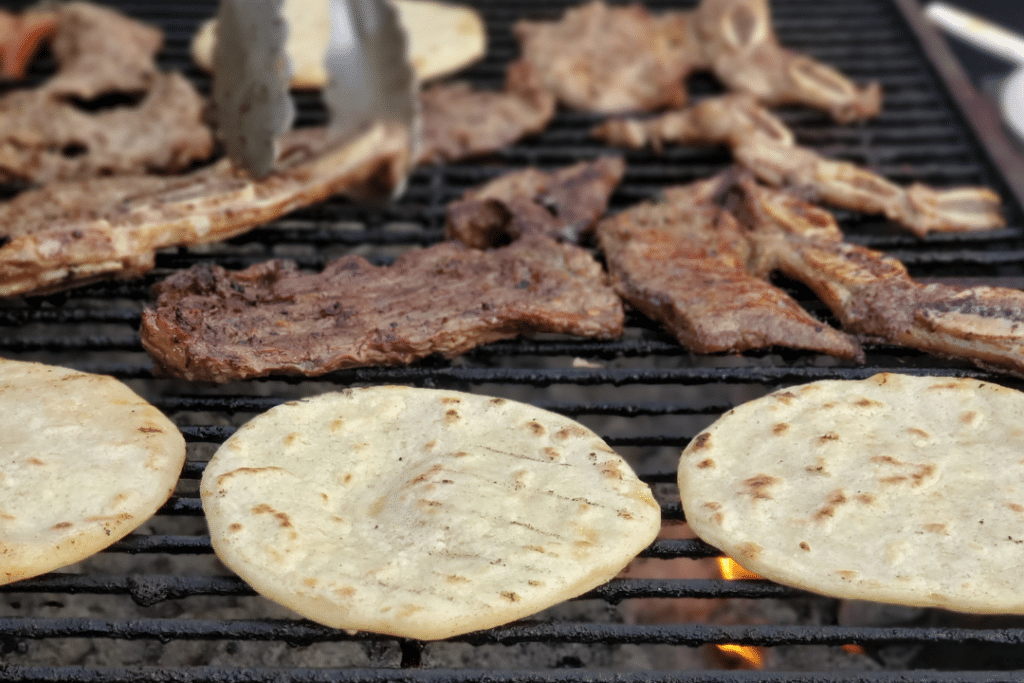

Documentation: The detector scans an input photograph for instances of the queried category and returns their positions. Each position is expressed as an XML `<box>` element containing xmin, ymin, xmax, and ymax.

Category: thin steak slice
<box><xmin>596</xmin><ymin>176</ymin><xmax>863</xmax><ymax>360</ymax></box>
<box><xmin>594</xmin><ymin>94</ymin><xmax>1005</xmax><ymax>236</ymax></box>
<box><xmin>0</xmin><ymin>72</ymin><xmax>214</xmax><ymax>184</ymax></box>
<box><xmin>0</xmin><ymin>124</ymin><xmax>410</xmax><ymax>297</ymax></box>
<box><xmin>140</xmin><ymin>234</ymin><xmax>625</xmax><ymax>382</ymax></box>
<box><xmin>733</xmin><ymin>178</ymin><xmax>1024</xmax><ymax>377</ymax></box>
<box><xmin>445</xmin><ymin>157</ymin><xmax>626</xmax><ymax>248</ymax></box>
<box><xmin>417</xmin><ymin>70</ymin><xmax>556</xmax><ymax>164</ymax></box>
<box><xmin>510</xmin><ymin>1</ymin><xmax>699</xmax><ymax>113</ymax></box>
<box><xmin>43</xmin><ymin>1</ymin><xmax>162</xmax><ymax>100</ymax></box>
<box><xmin>0</xmin><ymin>2</ymin><xmax>213</xmax><ymax>184</ymax></box>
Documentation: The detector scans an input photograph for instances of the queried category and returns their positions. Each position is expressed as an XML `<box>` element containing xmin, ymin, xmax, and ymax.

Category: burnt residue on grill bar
<box><xmin>5</xmin><ymin>0</ymin><xmax>1024</xmax><ymax>678</ymax></box>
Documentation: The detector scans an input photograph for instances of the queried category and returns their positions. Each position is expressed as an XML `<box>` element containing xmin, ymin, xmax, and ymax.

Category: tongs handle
<box><xmin>924</xmin><ymin>2</ymin><xmax>1024</xmax><ymax>66</ymax></box>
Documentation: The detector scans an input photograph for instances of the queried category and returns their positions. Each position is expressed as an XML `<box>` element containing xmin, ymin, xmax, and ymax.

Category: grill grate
<box><xmin>3</xmin><ymin>0</ymin><xmax>1024</xmax><ymax>679</ymax></box>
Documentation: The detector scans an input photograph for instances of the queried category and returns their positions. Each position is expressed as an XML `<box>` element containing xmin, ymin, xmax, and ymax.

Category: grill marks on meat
<box><xmin>444</xmin><ymin>157</ymin><xmax>626</xmax><ymax>248</ymax></box>
<box><xmin>0</xmin><ymin>124</ymin><xmax>411</xmax><ymax>297</ymax></box>
<box><xmin>512</xmin><ymin>0</ymin><xmax>878</xmax><ymax>122</ymax></box>
<box><xmin>0</xmin><ymin>2</ymin><xmax>212</xmax><ymax>184</ymax></box>
<box><xmin>140</xmin><ymin>234</ymin><xmax>625</xmax><ymax>382</ymax></box>
<box><xmin>510</xmin><ymin>1</ymin><xmax>698</xmax><ymax>114</ymax></box>
<box><xmin>418</xmin><ymin>72</ymin><xmax>556</xmax><ymax>164</ymax></box>
<box><xmin>695</xmin><ymin>0</ymin><xmax>880</xmax><ymax>123</ymax></box>
<box><xmin>594</xmin><ymin>94</ymin><xmax>1005</xmax><ymax>236</ymax></box>
<box><xmin>596</xmin><ymin>176</ymin><xmax>864</xmax><ymax>360</ymax></box>
<box><xmin>732</xmin><ymin>179</ymin><xmax>1024</xmax><ymax>377</ymax></box>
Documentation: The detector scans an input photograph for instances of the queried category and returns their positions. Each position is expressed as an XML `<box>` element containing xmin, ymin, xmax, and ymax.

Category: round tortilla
<box><xmin>202</xmin><ymin>386</ymin><xmax>660</xmax><ymax>640</ymax></box>
<box><xmin>678</xmin><ymin>372</ymin><xmax>1024</xmax><ymax>614</ymax></box>
<box><xmin>0</xmin><ymin>359</ymin><xmax>186</xmax><ymax>585</ymax></box>
<box><xmin>191</xmin><ymin>0</ymin><xmax>487</xmax><ymax>89</ymax></box>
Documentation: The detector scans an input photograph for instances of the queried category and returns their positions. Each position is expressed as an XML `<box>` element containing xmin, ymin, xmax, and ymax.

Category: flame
<box><xmin>713</xmin><ymin>556</ymin><xmax>767</xmax><ymax>669</ymax></box>
<box><xmin>842</xmin><ymin>644</ymin><xmax>867</xmax><ymax>655</ymax></box>
<box><xmin>716</xmin><ymin>557</ymin><xmax>763</xmax><ymax>581</ymax></box>
<box><xmin>716</xmin><ymin>643</ymin><xmax>765</xmax><ymax>669</ymax></box>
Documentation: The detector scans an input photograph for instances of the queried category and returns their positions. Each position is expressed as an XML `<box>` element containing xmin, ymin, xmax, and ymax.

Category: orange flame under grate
<box><xmin>714</xmin><ymin>557</ymin><xmax>767</xmax><ymax>669</ymax></box>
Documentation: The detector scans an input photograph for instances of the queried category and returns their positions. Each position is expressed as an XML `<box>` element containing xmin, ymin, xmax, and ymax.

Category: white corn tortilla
<box><xmin>0</xmin><ymin>359</ymin><xmax>186</xmax><ymax>585</ymax></box>
<box><xmin>679</xmin><ymin>372</ymin><xmax>1024</xmax><ymax>614</ymax></box>
<box><xmin>191</xmin><ymin>0</ymin><xmax>487</xmax><ymax>89</ymax></box>
<box><xmin>202</xmin><ymin>386</ymin><xmax>661</xmax><ymax>640</ymax></box>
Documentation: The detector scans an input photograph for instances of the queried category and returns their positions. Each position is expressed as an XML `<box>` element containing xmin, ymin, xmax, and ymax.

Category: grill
<box><xmin>3</xmin><ymin>0</ymin><xmax>1024</xmax><ymax>680</ymax></box>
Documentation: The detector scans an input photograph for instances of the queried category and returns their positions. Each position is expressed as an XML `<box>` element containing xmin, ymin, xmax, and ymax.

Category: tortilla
<box><xmin>201</xmin><ymin>386</ymin><xmax>660</xmax><ymax>639</ymax></box>
<box><xmin>191</xmin><ymin>0</ymin><xmax>487</xmax><ymax>88</ymax></box>
<box><xmin>678</xmin><ymin>372</ymin><xmax>1024</xmax><ymax>614</ymax></box>
<box><xmin>0</xmin><ymin>359</ymin><xmax>185</xmax><ymax>586</ymax></box>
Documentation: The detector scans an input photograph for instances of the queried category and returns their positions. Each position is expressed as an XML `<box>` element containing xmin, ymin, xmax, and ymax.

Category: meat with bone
<box><xmin>695</xmin><ymin>0</ymin><xmax>881</xmax><ymax>123</ymax></box>
<box><xmin>140</xmin><ymin>234</ymin><xmax>625</xmax><ymax>382</ymax></box>
<box><xmin>511</xmin><ymin>0</ymin><xmax>878</xmax><ymax>121</ymax></box>
<box><xmin>509</xmin><ymin>1</ymin><xmax>699</xmax><ymax>113</ymax></box>
<box><xmin>731</xmin><ymin>178</ymin><xmax>1024</xmax><ymax>377</ymax></box>
<box><xmin>0</xmin><ymin>124</ymin><xmax>411</xmax><ymax>298</ymax></box>
<box><xmin>596</xmin><ymin>174</ymin><xmax>863</xmax><ymax>360</ymax></box>
<box><xmin>417</xmin><ymin>66</ymin><xmax>556</xmax><ymax>164</ymax></box>
<box><xmin>594</xmin><ymin>94</ymin><xmax>1005</xmax><ymax>236</ymax></box>
<box><xmin>444</xmin><ymin>157</ymin><xmax>626</xmax><ymax>248</ymax></box>
<box><xmin>42</xmin><ymin>2</ymin><xmax>162</xmax><ymax>100</ymax></box>
<box><xmin>0</xmin><ymin>2</ymin><xmax>212</xmax><ymax>185</ymax></box>
<box><xmin>0</xmin><ymin>72</ymin><xmax>214</xmax><ymax>185</ymax></box>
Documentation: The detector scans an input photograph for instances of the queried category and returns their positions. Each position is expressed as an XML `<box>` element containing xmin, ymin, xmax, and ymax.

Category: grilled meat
<box><xmin>510</xmin><ymin>1</ymin><xmax>699</xmax><ymax>113</ymax></box>
<box><xmin>734</xmin><ymin>137</ymin><xmax>1005</xmax><ymax>237</ymax></box>
<box><xmin>695</xmin><ymin>0</ymin><xmax>881</xmax><ymax>123</ymax></box>
<box><xmin>445</xmin><ymin>157</ymin><xmax>626</xmax><ymax>247</ymax></box>
<box><xmin>596</xmin><ymin>175</ymin><xmax>863</xmax><ymax>359</ymax></box>
<box><xmin>595</xmin><ymin>94</ymin><xmax>1005</xmax><ymax>236</ymax></box>
<box><xmin>0</xmin><ymin>124</ymin><xmax>411</xmax><ymax>297</ymax></box>
<box><xmin>43</xmin><ymin>2</ymin><xmax>162</xmax><ymax>100</ymax></box>
<box><xmin>140</xmin><ymin>234</ymin><xmax>625</xmax><ymax>382</ymax></box>
<box><xmin>511</xmin><ymin>0</ymin><xmax>877</xmax><ymax>121</ymax></box>
<box><xmin>0</xmin><ymin>72</ymin><xmax>213</xmax><ymax>185</ymax></box>
<box><xmin>733</xmin><ymin>178</ymin><xmax>1024</xmax><ymax>377</ymax></box>
<box><xmin>593</xmin><ymin>93</ymin><xmax>793</xmax><ymax>151</ymax></box>
<box><xmin>0</xmin><ymin>2</ymin><xmax>212</xmax><ymax>185</ymax></box>
<box><xmin>418</xmin><ymin>72</ymin><xmax>556</xmax><ymax>164</ymax></box>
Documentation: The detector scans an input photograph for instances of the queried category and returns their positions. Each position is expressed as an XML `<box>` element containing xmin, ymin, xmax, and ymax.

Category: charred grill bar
<box><xmin>3</xmin><ymin>0</ymin><xmax>1024</xmax><ymax>680</ymax></box>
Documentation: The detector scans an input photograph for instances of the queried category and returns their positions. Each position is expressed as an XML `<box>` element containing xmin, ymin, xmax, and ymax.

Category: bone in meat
<box><xmin>596</xmin><ymin>175</ymin><xmax>863</xmax><ymax>360</ymax></box>
<box><xmin>733</xmin><ymin>137</ymin><xmax>1005</xmax><ymax>237</ymax></box>
<box><xmin>695</xmin><ymin>0</ymin><xmax>881</xmax><ymax>123</ymax></box>
<box><xmin>734</xmin><ymin>178</ymin><xmax>1024</xmax><ymax>377</ymax></box>
<box><xmin>445</xmin><ymin>157</ymin><xmax>626</xmax><ymax>247</ymax></box>
<box><xmin>0</xmin><ymin>72</ymin><xmax>214</xmax><ymax>185</ymax></box>
<box><xmin>43</xmin><ymin>1</ymin><xmax>163</xmax><ymax>100</ymax></box>
<box><xmin>509</xmin><ymin>1</ymin><xmax>701</xmax><ymax>113</ymax></box>
<box><xmin>140</xmin><ymin>233</ymin><xmax>625</xmax><ymax>382</ymax></box>
<box><xmin>594</xmin><ymin>94</ymin><xmax>1005</xmax><ymax>236</ymax></box>
<box><xmin>0</xmin><ymin>124</ymin><xmax>411</xmax><ymax>298</ymax></box>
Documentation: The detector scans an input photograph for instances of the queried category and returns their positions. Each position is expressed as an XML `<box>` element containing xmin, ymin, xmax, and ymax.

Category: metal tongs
<box><xmin>211</xmin><ymin>0</ymin><xmax>418</xmax><ymax>190</ymax></box>
<box><xmin>925</xmin><ymin>2</ymin><xmax>1024</xmax><ymax>144</ymax></box>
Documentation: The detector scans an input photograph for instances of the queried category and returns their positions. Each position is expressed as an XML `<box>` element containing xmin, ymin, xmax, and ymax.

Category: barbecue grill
<box><xmin>3</xmin><ymin>0</ymin><xmax>1024</xmax><ymax>679</ymax></box>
